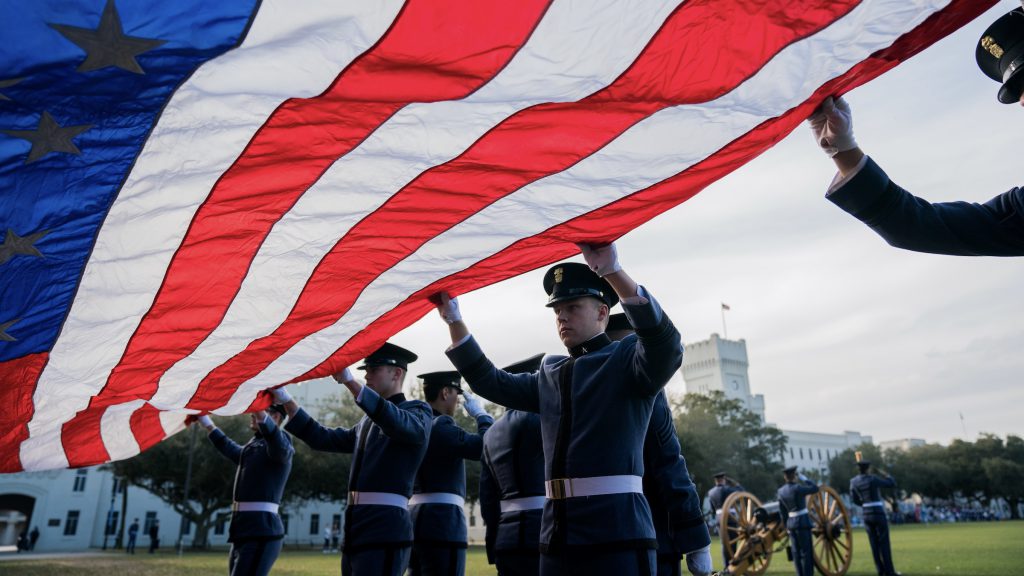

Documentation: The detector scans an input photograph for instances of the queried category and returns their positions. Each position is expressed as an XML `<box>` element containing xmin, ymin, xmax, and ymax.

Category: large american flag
<box><xmin>0</xmin><ymin>0</ymin><xmax>996</xmax><ymax>472</ymax></box>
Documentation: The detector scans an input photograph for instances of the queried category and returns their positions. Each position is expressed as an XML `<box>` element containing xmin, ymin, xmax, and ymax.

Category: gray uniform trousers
<box><xmin>229</xmin><ymin>539</ymin><xmax>282</xmax><ymax>576</ymax></box>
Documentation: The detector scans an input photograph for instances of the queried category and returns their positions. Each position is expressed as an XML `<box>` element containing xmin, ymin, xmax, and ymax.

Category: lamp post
<box><xmin>176</xmin><ymin>424</ymin><xmax>198</xmax><ymax>556</ymax></box>
<box><xmin>101</xmin><ymin>476</ymin><xmax>119</xmax><ymax>550</ymax></box>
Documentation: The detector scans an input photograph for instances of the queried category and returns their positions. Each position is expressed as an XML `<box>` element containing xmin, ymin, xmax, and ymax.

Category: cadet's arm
<box><xmin>357</xmin><ymin>386</ymin><xmax>431</xmax><ymax>445</ymax></box>
<box><xmin>284</xmin><ymin>408</ymin><xmax>357</xmax><ymax>453</ymax></box>
<box><xmin>208</xmin><ymin>429</ymin><xmax>242</xmax><ymax>465</ymax></box>
<box><xmin>256</xmin><ymin>412</ymin><xmax>294</xmax><ymax>464</ymax></box>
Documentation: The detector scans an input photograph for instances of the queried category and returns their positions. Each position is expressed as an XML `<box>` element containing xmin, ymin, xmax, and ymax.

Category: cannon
<box><xmin>717</xmin><ymin>486</ymin><xmax>852</xmax><ymax>576</ymax></box>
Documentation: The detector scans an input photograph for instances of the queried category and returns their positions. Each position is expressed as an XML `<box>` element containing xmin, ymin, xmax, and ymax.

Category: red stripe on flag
<box><xmin>130</xmin><ymin>404</ymin><xmax>168</xmax><ymax>456</ymax></box>
<box><xmin>61</xmin><ymin>0</ymin><xmax>552</xmax><ymax>467</ymax></box>
<box><xmin>0</xmin><ymin>353</ymin><xmax>48</xmax><ymax>473</ymax></box>
<box><xmin>296</xmin><ymin>0</ymin><xmax>998</xmax><ymax>385</ymax></box>
<box><xmin>187</xmin><ymin>0</ymin><xmax>861</xmax><ymax>408</ymax></box>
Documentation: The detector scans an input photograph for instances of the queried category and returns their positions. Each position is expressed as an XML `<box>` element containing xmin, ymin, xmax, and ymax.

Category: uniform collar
<box><xmin>387</xmin><ymin>393</ymin><xmax>407</xmax><ymax>405</ymax></box>
<box><xmin>568</xmin><ymin>332</ymin><xmax>613</xmax><ymax>358</ymax></box>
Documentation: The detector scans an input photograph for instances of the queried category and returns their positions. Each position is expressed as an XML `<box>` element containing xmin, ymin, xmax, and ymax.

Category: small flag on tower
<box><xmin>721</xmin><ymin>303</ymin><xmax>731</xmax><ymax>311</ymax></box>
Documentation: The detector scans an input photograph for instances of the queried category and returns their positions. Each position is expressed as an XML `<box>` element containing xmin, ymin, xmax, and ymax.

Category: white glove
<box><xmin>332</xmin><ymin>367</ymin><xmax>355</xmax><ymax>384</ymax></box>
<box><xmin>577</xmin><ymin>242</ymin><xmax>621</xmax><ymax>277</ymax></box>
<box><xmin>799</xmin><ymin>473</ymin><xmax>810</xmax><ymax>483</ymax></box>
<box><xmin>462</xmin><ymin>390</ymin><xmax>487</xmax><ymax>418</ymax></box>
<box><xmin>685</xmin><ymin>544</ymin><xmax>713</xmax><ymax>576</ymax></box>
<box><xmin>436</xmin><ymin>292</ymin><xmax>462</xmax><ymax>324</ymax></box>
<box><xmin>807</xmin><ymin>96</ymin><xmax>857</xmax><ymax>157</ymax></box>
<box><xmin>197</xmin><ymin>415</ymin><xmax>215</xmax><ymax>431</ymax></box>
<box><xmin>271</xmin><ymin>387</ymin><xmax>293</xmax><ymax>404</ymax></box>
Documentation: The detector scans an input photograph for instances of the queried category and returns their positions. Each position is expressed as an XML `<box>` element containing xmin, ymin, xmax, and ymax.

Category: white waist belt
<box><xmin>409</xmin><ymin>493</ymin><xmax>465</xmax><ymax>507</ymax></box>
<box><xmin>349</xmin><ymin>491</ymin><xmax>409</xmax><ymax>509</ymax></box>
<box><xmin>500</xmin><ymin>496</ymin><xmax>547</xmax><ymax>513</ymax></box>
<box><xmin>788</xmin><ymin>509</ymin><xmax>809</xmax><ymax>518</ymax></box>
<box><xmin>545</xmin><ymin>475</ymin><xmax>643</xmax><ymax>500</ymax></box>
<box><xmin>232</xmin><ymin>502</ymin><xmax>279</xmax><ymax>514</ymax></box>
<box><xmin>862</xmin><ymin>501</ymin><xmax>885</xmax><ymax>507</ymax></box>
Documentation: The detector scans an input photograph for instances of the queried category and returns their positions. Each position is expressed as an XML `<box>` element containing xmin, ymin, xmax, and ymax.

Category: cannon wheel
<box><xmin>807</xmin><ymin>485</ymin><xmax>853</xmax><ymax>576</ymax></box>
<box><xmin>720</xmin><ymin>491</ymin><xmax>772</xmax><ymax>576</ymax></box>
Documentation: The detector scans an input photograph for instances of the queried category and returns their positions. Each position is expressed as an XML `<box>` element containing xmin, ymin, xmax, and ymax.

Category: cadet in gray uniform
<box><xmin>607</xmin><ymin>313</ymin><xmax>711</xmax><ymax>576</ymax></box>
<box><xmin>705</xmin><ymin>472</ymin><xmax>743</xmax><ymax>569</ymax></box>
<box><xmin>776</xmin><ymin>466</ymin><xmax>819</xmax><ymax>576</ymax></box>
<box><xmin>850</xmin><ymin>461</ymin><xmax>900</xmax><ymax>576</ymax></box>
<box><xmin>435</xmin><ymin>242</ymin><xmax>683</xmax><ymax>576</ymax></box>
<box><xmin>196</xmin><ymin>405</ymin><xmax>294</xmax><ymax>576</ymax></box>
<box><xmin>409</xmin><ymin>371</ymin><xmax>494</xmax><ymax>576</ymax></box>
<box><xmin>479</xmin><ymin>355</ymin><xmax>547</xmax><ymax>576</ymax></box>
<box><xmin>274</xmin><ymin>342</ymin><xmax>432</xmax><ymax>576</ymax></box>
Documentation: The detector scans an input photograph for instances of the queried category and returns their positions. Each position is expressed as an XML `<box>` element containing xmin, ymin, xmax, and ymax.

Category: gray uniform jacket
<box><xmin>644</xmin><ymin>391</ymin><xmax>710</xmax><ymax>558</ymax></box>
<box><xmin>448</xmin><ymin>288</ymin><xmax>682</xmax><ymax>553</ymax></box>
<box><xmin>412</xmin><ymin>410</ymin><xmax>494</xmax><ymax>546</ymax></box>
<box><xmin>828</xmin><ymin>157</ymin><xmax>1024</xmax><ymax>256</ymax></box>
<box><xmin>208</xmin><ymin>416</ymin><xmax>294</xmax><ymax>542</ymax></box>
<box><xmin>776</xmin><ymin>480</ymin><xmax>819</xmax><ymax>530</ymax></box>
<box><xmin>285</xmin><ymin>388</ymin><xmax>432</xmax><ymax>551</ymax></box>
<box><xmin>850</xmin><ymin>473</ymin><xmax>896</xmax><ymax>519</ymax></box>
<box><xmin>479</xmin><ymin>409</ymin><xmax>545</xmax><ymax>562</ymax></box>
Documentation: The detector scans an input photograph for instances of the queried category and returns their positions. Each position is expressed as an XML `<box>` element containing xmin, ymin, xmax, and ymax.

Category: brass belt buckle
<box><xmin>547</xmin><ymin>478</ymin><xmax>571</xmax><ymax>500</ymax></box>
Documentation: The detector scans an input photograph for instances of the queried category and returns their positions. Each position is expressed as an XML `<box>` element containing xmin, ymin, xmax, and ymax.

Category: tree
<box><xmin>673</xmin><ymin>391</ymin><xmax>787</xmax><ymax>502</ymax></box>
<box><xmin>827</xmin><ymin>443</ymin><xmax>886</xmax><ymax>496</ymax></box>
<box><xmin>886</xmin><ymin>443</ymin><xmax>954</xmax><ymax>500</ymax></box>
<box><xmin>109</xmin><ymin>416</ymin><xmax>246</xmax><ymax>548</ymax></box>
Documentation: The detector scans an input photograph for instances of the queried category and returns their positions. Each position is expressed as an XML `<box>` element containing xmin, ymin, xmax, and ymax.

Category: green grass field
<box><xmin>1</xmin><ymin>521</ymin><xmax>1019</xmax><ymax>575</ymax></box>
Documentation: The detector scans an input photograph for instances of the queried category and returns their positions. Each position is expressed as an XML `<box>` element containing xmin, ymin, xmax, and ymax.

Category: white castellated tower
<box><xmin>680</xmin><ymin>333</ymin><xmax>765</xmax><ymax>422</ymax></box>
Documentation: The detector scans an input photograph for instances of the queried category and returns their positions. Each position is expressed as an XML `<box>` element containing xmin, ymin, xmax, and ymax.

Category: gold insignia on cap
<box><xmin>553</xmin><ymin>267</ymin><xmax>563</xmax><ymax>283</ymax></box>
<box><xmin>982</xmin><ymin>36</ymin><xmax>1004</xmax><ymax>59</ymax></box>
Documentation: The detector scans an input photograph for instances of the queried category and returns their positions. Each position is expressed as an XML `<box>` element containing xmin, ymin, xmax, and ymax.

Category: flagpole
<box><xmin>721</xmin><ymin>305</ymin><xmax>728</xmax><ymax>339</ymax></box>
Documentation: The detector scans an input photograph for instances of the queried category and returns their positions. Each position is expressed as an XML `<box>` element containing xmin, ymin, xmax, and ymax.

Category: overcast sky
<box><xmin>366</xmin><ymin>2</ymin><xmax>1023</xmax><ymax>447</ymax></box>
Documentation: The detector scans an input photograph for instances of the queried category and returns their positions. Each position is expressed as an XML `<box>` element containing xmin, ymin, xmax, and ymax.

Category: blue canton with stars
<box><xmin>0</xmin><ymin>0</ymin><xmax>260</xmax><ymax>361</ymax></box>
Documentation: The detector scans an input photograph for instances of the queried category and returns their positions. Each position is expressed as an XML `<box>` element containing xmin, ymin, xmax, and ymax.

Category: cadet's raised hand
<box><xmin>462</xmin><ymin>390</ymin><xmax>487</xmax><ymax>419</ymax></box>
<box><xmin>807</xmin><ymin>96</ymin><xmax>857</xmax><ymax>157</ymax></box>
<box><xmin>577</xmin><ymin>242</ymin><xmax>621</xmax><ymax>277</ymax></box>
<box><xmin>332</xmin><ymin>367</ymin><xmax>356</xmax><ymax>385</ymax></box>
<box><xmin>196</xmin><ymin>415</ymin><xmax>215</xmax><ymax>431</ymax></box>
<box><xmin>685</xmin><ymin>544</ymin><xmax>713</xmax><ymax>576</ymax></box>
<box><xmin>271</xmin><ymin>387</ymin><xmax>293</xmax><ymax>404</ymax></box>
<box><xmin>435</xmin><ymin>292</ymin><xmax>462</xmax><ymax>324</ymax></box>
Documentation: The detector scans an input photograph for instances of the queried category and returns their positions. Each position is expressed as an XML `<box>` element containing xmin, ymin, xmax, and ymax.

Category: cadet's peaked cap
<box><xmin>977</xmin><ymin>8</ymin><xmax>1024</xmax><ymax>103</ymax></box>
<box><xmin>418</xmin><ymin>370</ymin><xmax>463</xmax><ymax>394</ymax></box>
<box><xmin>713</xmin><ymin>471</ymin><xmax>728</xmax><ymax>479</ymax></box>
<box><xmin>783</xmin><ymin>465</ymin><xmax>799</xmax><ymax>475</ymax></box>
<box><xmin>607</xmin><ymin>313</ymin><xmax>633</xmax><ymax>333</ymax></box>
<box><xmin>857</xmin><ymin>460</ymin><xmax>872</xmax><ymax>470</ymax></box>
<box><xmin>357</xmin><ymin>342</ymin><xmax>418</xmax><ymax>370</ymax></box>
<box><xmin>543</xmin><ymin>262</ymin><xmax>618</xmax><ymax>308</ymax></box>
<box><xmin>268</xmin><ymin>404</ymin><xmax>287</xmax><ymax>418</ymax></box>
<box><xmin>502</xmin><ymin>353</ymin><xmax>545</xmax><ymax>375</ymax></box>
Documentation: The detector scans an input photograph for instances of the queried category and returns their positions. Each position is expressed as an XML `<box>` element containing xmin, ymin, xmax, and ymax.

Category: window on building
<box><xmin>64</xmin><ymin>510</ymin><xmax>80</xmax><ymax>536</ymax></box>
<box><xmin>789</xmin><ymin>447</ymin><xmax>794</xmax><ymax>459</ymax></box>
<box><xmin>281</xmin><ymin>514</ymin><xmax>290</xmax><ymax>535</ymax></box>
<box><xmin>214</xmin><ymin>512</ymin><xmax>230</xmax><ymax>535</ymax></box>
<box><xmin>310</xmin><ymin>513</ymin><xmax>320</xmax><ymax>535</ymax></box>
<box><xmin>105</xmin><ymin>510</ymin><xmax>120</xmax><ymax>535</ymax></box>
<box><xmin>818</xmin><ymin>449</ymin><xmax>823</xmax><ymax>461</ymax></box>
<box><xmin>144</xmin><ymin>511</ymin><xmax>158</xmax><ymax>534</ymax></box>
<box><xmin>73</xmin><ymin>469</ymin><xmax>88</xmax><ymax>492</ymax></box>
<box><xmin>332</xmin><ymin>514</ymin><xmax>341</xmax><ymax>533</ymax></box>
<box><xmin>799</xmin><ymin>448</ymin><xmax>804</xmax><ymax>459</ymax></box>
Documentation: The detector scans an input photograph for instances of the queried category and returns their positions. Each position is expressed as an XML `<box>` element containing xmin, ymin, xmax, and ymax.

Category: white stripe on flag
<box><xmin>220</xmin><ymin>0</ymin><xmax>952</xmax><ymax>412</ymax></box>
<box><xmin>21</xmin><ymin>0</ymin><xmax>404</xmax><ymax>471</ymax></box>
<box><xmin>100</xmin><ymin>400</ymin><xmax>146</xmax><ymax>462</ymax></box>
<box><xmin>161</xmin><ymin>0</ymin><xmax>683</xmax><ymax>411</ymax></box>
